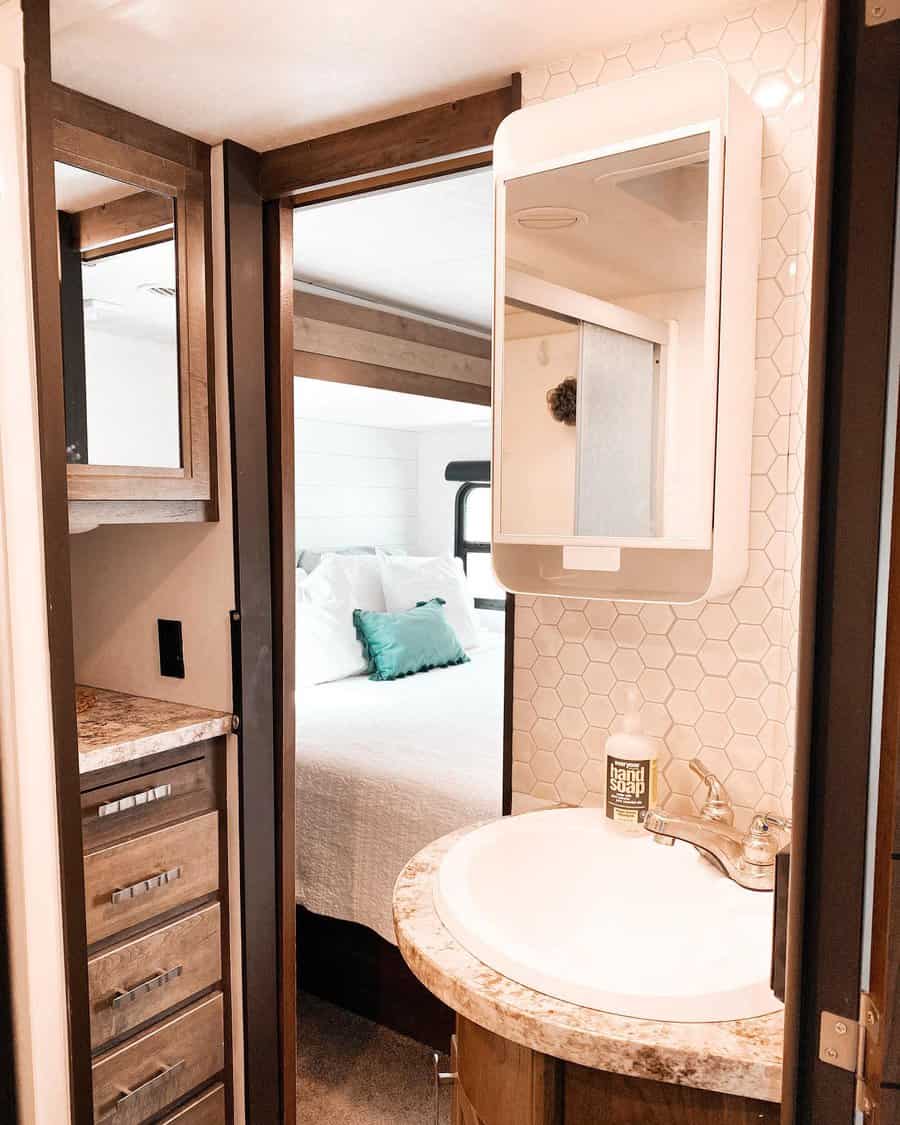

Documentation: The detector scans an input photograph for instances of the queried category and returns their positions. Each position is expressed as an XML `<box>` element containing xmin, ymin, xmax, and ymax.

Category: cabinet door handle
<box><xmin>97</xmin><ymin>783</ymin><xmax>173</xmax><ymax>818</ymax></box>
<box><xmin>111</xmin><ymin>865</ymin><xmax>182</xmax><ymax>905</ymax></box>
<box><xmin>110</xmin><ymin>964</ymin><xmax>183</xmax><ymax>1010</ymax></box>
<box><xmin>113</xmin><ymin>1059</ymin><xmax>184</xmax><ymax>1115</ymax></box>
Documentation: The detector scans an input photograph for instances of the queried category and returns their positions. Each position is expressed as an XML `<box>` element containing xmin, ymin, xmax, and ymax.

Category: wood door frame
<box><xmin>789</xmin><ymin>2</ymin><xmax>900</xmax><ymax>1121</ymax></box>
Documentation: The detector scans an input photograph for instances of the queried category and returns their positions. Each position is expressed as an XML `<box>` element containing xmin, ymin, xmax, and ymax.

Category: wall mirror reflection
<box><xmin>54</xmin><ymin>161</ymin><xmax>181</xmax><ymax>469</ymax></box>
<box><xmin>498</xmin><ymin>129</ymin><xmax>719</xmax><ymax>550</ymax></box>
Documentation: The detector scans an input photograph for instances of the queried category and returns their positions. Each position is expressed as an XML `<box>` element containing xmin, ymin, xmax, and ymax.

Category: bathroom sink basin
<box><xmin>434</xmin><ymin>808</ymin><xmax>783</xmax><ymax>1023</ymax></box>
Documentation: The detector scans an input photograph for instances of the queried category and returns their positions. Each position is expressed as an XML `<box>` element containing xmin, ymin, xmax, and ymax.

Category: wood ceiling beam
<box><xmin>260</xmin><ymin>82</ymin><xmax>519</xmax><ymax>201</ymax></box>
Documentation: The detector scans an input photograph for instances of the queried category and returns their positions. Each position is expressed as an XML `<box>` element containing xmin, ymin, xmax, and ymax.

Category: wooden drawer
<box><xmin>92</xmin><ymin>992</ymin><xmax>224</xmax><ymax>1125</ymax></box>
<box><xmin>84</xmin><ymin>812</ymin><xmax>219</xmax><ymax>945</ymax></box>
<box><xmin>158</xmin><ymin>1083</ymin><xmax>225</xmax><ymax>1125</ymax></box>
<box><xmin>82</xmin><ymin>755</ymin><xmax>215</xmax><ymax>853</ymax></box>
<box><xmin>88</xmin><ymin>903</ymin><xmax>222</xmax><ymax>1049</ymax></box>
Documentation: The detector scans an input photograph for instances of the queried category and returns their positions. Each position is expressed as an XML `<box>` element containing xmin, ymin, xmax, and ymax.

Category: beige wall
<box><xmin>0</xmin><ymin>4</ymin><xmax>72</xmax><ymax>1121</ymax></box>
<box><xmin>511</xmin><ymin>0</ymin><xmax>823</xmax><ymax>830</ymax></box>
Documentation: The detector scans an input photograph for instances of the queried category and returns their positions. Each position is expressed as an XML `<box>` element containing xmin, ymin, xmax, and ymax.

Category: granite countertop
<box><xmin>393</xmin><ymin>822</ymin><xmax>784</xmax><ymax>1103</ymax></box>
<box><xmin>76</xmin><ymin>685</ymin><xmax>233</xmax><ymax>775</ymax></box>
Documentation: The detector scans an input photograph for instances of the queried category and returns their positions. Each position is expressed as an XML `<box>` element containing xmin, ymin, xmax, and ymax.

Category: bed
<box><xmin>295</xmin><ymin>630</ymin><xmax>504</xmax><ymax>944</ymax></box>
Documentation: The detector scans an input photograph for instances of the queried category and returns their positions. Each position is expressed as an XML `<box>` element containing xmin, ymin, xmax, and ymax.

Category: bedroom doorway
<box><xmin>290</xmin><ymin>168</ymin><xmax>513</xmax><ymax>1122</ymax></box>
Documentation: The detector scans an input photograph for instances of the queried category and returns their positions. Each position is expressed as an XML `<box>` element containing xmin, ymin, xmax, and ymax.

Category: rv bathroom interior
<box><xmin>1</xmin><ymin>2</ymin><xmax>899</xmax><ymax>1124</ymax></box>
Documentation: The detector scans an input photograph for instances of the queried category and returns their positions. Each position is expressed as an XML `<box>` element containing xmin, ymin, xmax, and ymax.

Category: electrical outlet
<box><xmin>158</xmin><ymin>619</ymin><xmax>185</xmax><ymax>679</ymax></box>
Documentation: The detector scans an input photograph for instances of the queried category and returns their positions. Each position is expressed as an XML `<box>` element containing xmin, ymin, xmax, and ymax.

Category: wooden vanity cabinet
<box><xmin>79</xmin><ymin>739</ymin><xmax>230</xmax><ymax>1125</ymax></box>
<box><xmin>452</xmin><ymin>1015</ymin><xmax>779</xmax><ymax>1125</ymax></box>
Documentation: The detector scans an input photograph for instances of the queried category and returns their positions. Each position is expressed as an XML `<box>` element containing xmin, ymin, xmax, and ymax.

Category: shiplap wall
<box><xmin>295</xmin><ymin>418</ymin><xmax>417</xmax><ymax>554</ymax></box>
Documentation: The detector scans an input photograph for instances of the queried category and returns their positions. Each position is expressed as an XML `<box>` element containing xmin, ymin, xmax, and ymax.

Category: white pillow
<box><xmin>296</xmin><ymin>555</ymin><xmax>377</xmax><ymax>686</ymax></box>
<box><xmin>378</xmin><ymin>552</ymin><xmax>480</xmax><ymax>650</ymax></box>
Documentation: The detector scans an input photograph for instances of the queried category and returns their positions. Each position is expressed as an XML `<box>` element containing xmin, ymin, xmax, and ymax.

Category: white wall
<box><xmin>415</xmin><ymin>423</ymin><xmax>491</xmax><ymax>556</ymax></box>
<box><xmin>84</xmin><ymin>326</ymin><xmax>180</xmax><ymax>467</ymax></box>
<box><xmin>294</xmin><ymin>417</ymin><xmax>418</xmax><ymax>555</ymax></box>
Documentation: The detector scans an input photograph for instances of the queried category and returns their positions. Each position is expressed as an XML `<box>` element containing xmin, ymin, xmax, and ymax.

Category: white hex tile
<box><xmin>670</xmin><ymin>618</ymin><xmax>705</xmax><ymax>654</ymax></box>
<box><xmin>611</xmin><ymin>615</ymin><xmax>645</xmax><ymax>648</ymax></box>
<box><xmin>757</xmin><ymin>278</ymin><xmax>783</xmax><ymax>319</ymax></box>
<box><xmin>759</xmin><ymin>237</ymin><xmax>786</xmax><ymax>278</ymax></box>
<box><xmin>732</xmin><ymin>586</ymin><xmax>771</xmax><ymax>625</ymax></box>
<box><xmin>557</xmin><ymin>770</ymin><xmax>587</xmax><ymax>805</ymax></box>
<box><xmin>640</xmin><ymin>603</ymin><xmax>675</xmax><ymax>634</ymax></box>
<box><xmin>700</xmin><ymin>603</ymin><xmax>738</xmax><ymax>640</ymax></box>
<box><xmin>611</xmin><ymin>649</ymin><xmax>644</xmax><ymax>682</ymax></box>
<box><xmin>641</xmin><ymin>702</ymin><xmax>673</xmax><ymax>738</ymax></box>
<box><xmin>762</xmin><ymin>682</ymin><xmax>791</xmax><ymax>721</ymax></box>
<box><xmin>719</xmin><ymin>18</ymin><xmax>761</xmax><ymax>60</ymax></box>
<box><xmin>584</xmin><ymin>661</ymin><xmax>615</xmax><ymax>695</ymax></box>
<box><xmin>728</xmin><ymin>698</ymin><xmax>766</xmax><ymax>736</ymax></box>
<box><xmin>559</xmin><ymin>643</ymin><xmax>589</xmax><ymax>675</ymax></box>
<box><xmin>520</xmin><ymin>68</ymin><xmax>550</xmax><ymax>100</ymax></box>
<box><xmin>754</xmin><ymin>0</ymin><xmax>799</xmax><ymax>32</ymax></box>
<box><xmin>585</xmin><ymin>630</ymin><xmax>616</xmax><ymax>662</ymax></box>
<box><xmin>697</xmin><ymin>711</ymin><xmax>734</xmax><ymax>749</ymax></box>
<box><xmin>668</xmin><ymin>689</ymin><xmax>703</xmax><ymax>725</ymax></box>
<box><xmin>558</xmin><ymin>706</ymin><xmax>589</xmax><ymax>740</ymax></box>
<box><xmin>668</xmin><ymin>723</ymin><xmax>702</xmax><ymax>760</ymax></box>
<box><xmin>584</xmin><ymin>694</ymin><xmax>615</xmax><ymax>728</ymax></box>
<box><xmin>533</xmin><ymin>656</ymin><xmax>564</xmax><ymax>687</ymax></box>
<box><xmin>512</xmin><ymin>761</ymin><xmax>536</xmax><ymax>792</ymax></box>
<box><xmin>761</xmin><ymin>195</ymin><xmax>788</xmax><ymax>238</ymax></box>
<box><xmin>558</xmin><ymin>674</ymin><xmax>589</xmax><ymax>708</ymax></box>
<box><xmin>585</xmin><ymin>601</ymin><xmax>616</xmax><ymax>628</ymax></box>
<box><xmin>659</xmin><ymin>39</ymin><xmax>694</xmax><ymax>65</ymax></box>
<box><xmin>557</xmin><ymin>739</ymin><xmax>587</xmax><ymax>771</ymax></box>
<box><xmin>699</xmin><ymin>639</ymin><xmax>737</xmax><ymax>676</ymax></box>
<box><xmin>532</xmin><ymin>720</ymin><xmax>562</xmax><ymax>752</ymax></box>
<box><xmin>729</xmin><ymin>661</ymin><xmax>768</xmax><ymax>699</ymax></box>
<box><xmin>627</xmin><ymin>35</ymin><xmax>665</xmax><ymax>69</ymax></box>
<box><xmin>599</xmin><ymin>56</ymin><xmax>634</xmax><ymax>83</ymax></box>
<box><xmin>558</xmin><ymin>610</ymin><xmax>590</xmax><ymax>643</ymax></box>
<box><xmin>532</xmin><ymin>687</ymin><xmax>562</xmax><ymax>719</ymax></box>
<box><xmin>611</xmin><ymin>682</ymin><xmax>643</xmax><ymax>714</ymax></box>
<box><xmin>535</xmin><ymin>598</ymin><xmax>564</xmax><ymax>625</ymax></box>
<box><xmin>570</xmin><ymin>52</ymin><xmax>604</xmax><ymax>85</ymax></box>
<box><xmin>638</xmin><ymin>668</ymin><xmax>672</xmax><ymax>703</ymax></box>
<box><xmin>668</xmin><ymin>758</ymin><xmax>704</xmax><ymax>797</ymax></box>
<box><xmin>545</xmin><ymin>71</ymin><xmax>577</xmax><ymax>99</ymax></box>
<box><xmin>513</xmin><ymin>698</ymin><xmax>536</xmax><ymax>731</ymax></box>
<box><xmin>687</xmin><ymin>18</ymin><xmax>727</xmax><ymax>51</ymax></box>
<box><xmin>726</xmin><ymin>769</ymin><xmax>765</xmax><ymax>807</ymax></box>
<box><xmin>639</xmin><ymin>633</ymin><xmax>675</xmax><ymax>670</ymax></box>
<box><xmin>762</xmin><ymin>153</ymin><xmax>790</xmax><ymax>197</ymax></box>
<box><xmin>534</xmin><ymin>624</ymin><xmax>565</xmax><ymax>657</ymax></box>
<box><xmin>698</xmin><ymin>676</ymin><xmax>736</xmax><ymax>713</ymax></box>
<box><xmin>532</xmin><ymin>749</ymin><xmax>562</xmax><ymax>783</ymax></box>
<box><xmin>515</xmin><ymin>606</ymin><xmax>538</xmax><ymax>637</ymax></box>
<box><xmin>753</xmin><ymin>27</ymin><xmax>795</xmax><ymax>72</ymax></box>
<box><xmin>669</xmin><ymin>654</ymin><xmax>704</xmax><ymax>690</ymax></box>
<box><xmin>514</xmin><ymin>667</ymin><xmax>537</xmax><ymax>700</ymax></box>
<box><xmin>781</xmin><ymin>169</ymin><xmax>813</xmax><ymax>213</ymax></box>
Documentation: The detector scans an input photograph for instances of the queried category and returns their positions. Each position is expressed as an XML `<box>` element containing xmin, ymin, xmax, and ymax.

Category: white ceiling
<box><xmin>51</xmin><ymin>0</ymin><xmax>745</xmax><ymax>151</ymax></box>
<box><xmin>293</xmin><ymin>168</ymin><xmax>492</xmax><ymax>331</ymax></box>
<box><xmin>294</xmin><ymin>377</ymin><xmax>490</xmax><ymax>430</ymax></box>
<box><xmin>54</xmin><ymin>161</ymin><xmax>140</xmax><ymax>212</ymax></box>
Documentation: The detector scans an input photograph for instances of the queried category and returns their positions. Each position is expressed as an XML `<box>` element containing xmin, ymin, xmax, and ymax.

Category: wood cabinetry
<box><xmin>452</xmin><ymin>1016</ymin><xmax>779</xmax><ymax>1125</ymax></box>
<box><xmin>79</xmin><ymin>739</ymin><xmax>230</xmax><ymax>1124</ymax></box>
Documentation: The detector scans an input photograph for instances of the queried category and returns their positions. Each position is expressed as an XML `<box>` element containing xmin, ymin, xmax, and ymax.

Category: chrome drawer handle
<box><xmin>432</xmin><ymin>1052</ymin><xmax>457</xmax><ymax>1125</ymax></box>
<box><xmin>97</xmin><ymin>783</ymin><xmax>173</xmax><ymax>818</ymax></box>
<box><xmin>110</xmin><ymin>964</ymin><xmax>183</xmax><ymax>1010</ymax></box>
<box><xmin>114</xmin><ymin>1059</ymin><xmax>184</xmax><ymax>1114</ymax></box>
<box><xmin>111</xmin><ymin>865</ymin><xmax>182</xmax><ymax>905</ymax></box>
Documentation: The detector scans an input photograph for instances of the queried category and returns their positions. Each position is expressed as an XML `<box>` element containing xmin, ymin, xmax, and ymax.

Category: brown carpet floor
<box><xmin>297</xmin><ymin>994</ymin><xmax>451</xmax><ymax>1125</ymax></box>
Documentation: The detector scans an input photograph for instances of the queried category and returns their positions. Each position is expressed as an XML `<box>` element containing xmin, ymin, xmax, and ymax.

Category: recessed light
<box><xmin>514</xmin><ymin>207</ymin><xmax>588</xmax><ymax>231</ymax></box>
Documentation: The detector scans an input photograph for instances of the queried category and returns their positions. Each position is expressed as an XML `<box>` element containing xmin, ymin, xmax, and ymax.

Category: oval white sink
<box><xmin>434</xmin><ymin>808</ymin><xmax>783</xmax><ymax>1023</ymax></box>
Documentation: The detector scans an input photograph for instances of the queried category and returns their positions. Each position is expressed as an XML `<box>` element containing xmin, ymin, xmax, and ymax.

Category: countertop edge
<box><xmin>393</xmin><ymin>822</ymin><xmax>784</xmax><ymax>1104</ymax></box>
<box><xmin>78</xmin><ymin>713</ymin><xmax>233</xmax><ymax>776</ymax></box>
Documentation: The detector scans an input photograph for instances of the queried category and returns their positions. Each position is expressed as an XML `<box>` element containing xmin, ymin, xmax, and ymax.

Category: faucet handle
<box><xmin>689</xmin><ymin>759</ymin><xmax>735</xmax><ymax>826</ymax></box>
<box><xmin>750</xmin><ymin>812</ymin><xmax>792</xmax><ymax>836</ymax></box>
<box><xmin>742</xmin><ymin>813</ymin><xmax>792</xmax><ymax>868</ymax></box>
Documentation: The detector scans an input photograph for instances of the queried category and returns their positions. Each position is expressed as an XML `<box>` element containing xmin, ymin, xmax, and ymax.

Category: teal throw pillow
<box><xmin>352</xmin><ymin>598</ymin><xmax>469</xmax><ymax>682</ymax></box>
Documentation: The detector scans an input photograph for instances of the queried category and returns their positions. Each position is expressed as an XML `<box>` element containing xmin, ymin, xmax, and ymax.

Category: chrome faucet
<box><xmin>643</xmin><ymin>759</ymin><xmax>791</xmax><ymax>892</ymax></box>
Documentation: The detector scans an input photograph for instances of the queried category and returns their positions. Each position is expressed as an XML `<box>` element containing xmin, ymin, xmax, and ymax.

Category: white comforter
<box><xmin>295</xmin><ymin>632</ymin><xmax>504</xmax><ymax>943</ymax></box>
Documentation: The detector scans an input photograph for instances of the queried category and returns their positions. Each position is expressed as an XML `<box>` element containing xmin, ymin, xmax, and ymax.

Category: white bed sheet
<box><xmin>295</xmin><ymin>632</ymin><xmax>504</xmax><ymax>944</ymax></box>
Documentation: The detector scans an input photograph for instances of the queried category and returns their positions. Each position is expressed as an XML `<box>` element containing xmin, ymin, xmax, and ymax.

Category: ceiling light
<box><xmin>514</xmin><ymin>207</ymin><xmax>587</xmax><ymax>231</ymax></box>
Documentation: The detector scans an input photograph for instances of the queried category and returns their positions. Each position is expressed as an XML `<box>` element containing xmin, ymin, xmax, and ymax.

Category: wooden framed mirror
<box><xmin>51</xmin><ymin>86</ymin><xmax>215</xmax><ymax>519</ymax></box>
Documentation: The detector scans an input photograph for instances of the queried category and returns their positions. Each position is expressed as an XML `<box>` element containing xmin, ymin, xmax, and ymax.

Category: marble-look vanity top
<box><xmin>77</xmin><ymin>685</ymin><xmax>232</xmax><ymax>775</ymax></box>
<box><xmin>394</xmin><ymin>823</ymin><xmax>784</xmax><ymax>1103</ymax></box>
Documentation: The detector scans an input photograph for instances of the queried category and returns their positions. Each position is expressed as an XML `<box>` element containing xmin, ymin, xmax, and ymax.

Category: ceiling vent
<box><xmin>138</xmin><ymin>283</ymin><xmax>177</xmax><ymax>298</ymax></box>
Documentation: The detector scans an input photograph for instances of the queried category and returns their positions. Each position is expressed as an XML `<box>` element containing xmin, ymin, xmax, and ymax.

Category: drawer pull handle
<box><xmin>111</xmin><ymin>865</ymin><xmax>182</xmax><ymax>905</ymax></box>
<box><xmin>98</xmin><ymin>783</ymin><xmax>173</xmax><ymax>818</ymax></box>
<box><xmin>111</xmin><ymin>964</ymin><xmax>183</xmax><ymax>1010</ymax></box>
<box><xmin>432</xmin><ymin>1051</ymin><xmax>457</xmax><ymax>1125</ymax></box>
<box><xmin>114</xmin><ymin>1059</ymin><xmax>184</xmax><ymax>1115</ymax></box>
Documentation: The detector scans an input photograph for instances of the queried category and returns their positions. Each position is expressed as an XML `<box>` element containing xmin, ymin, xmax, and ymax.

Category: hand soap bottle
<box><xmin>605</xmin><ymin>691</ymin><xmax>658</xmax><ymax>833</ymax></box>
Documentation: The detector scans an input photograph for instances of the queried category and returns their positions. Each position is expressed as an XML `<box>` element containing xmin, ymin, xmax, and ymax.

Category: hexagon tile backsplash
<box><xmin>511</xmin><ymin>0</ymin><xmax>822</xmax><ymax>831</ymax></box>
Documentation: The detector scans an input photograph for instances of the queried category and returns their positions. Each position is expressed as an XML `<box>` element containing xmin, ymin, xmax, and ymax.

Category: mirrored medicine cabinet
<box><xmin>52</xmin><ymin>93</ymin><xmax>216</xmax><ymax>531</ymax></box>
<box><xmin>491</xmin><ymin>60</ymin><xmax>762</xmax><ymax>603</ymax></box>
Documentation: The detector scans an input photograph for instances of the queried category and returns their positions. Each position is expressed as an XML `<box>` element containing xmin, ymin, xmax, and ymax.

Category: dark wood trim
<box><xmin>260</xmin><ymin>84</ymin><xmax>518</xmax><ymax>201</ymax></box>
<box><xmin>50</xmin><ymin>82</ymin><xmax>206</xmax><ymax>171</ymax></box>
<box><xmin>503</xmin><ymin>592</ymin><xmax>515</xmax><ymax>816</ymax></box>
<box><xmin>264</xmin><ymin>195</ymin><xmax>297</xmax><ymax>1125</ymax></box>
<box><xmin>0</xmin><ymin>800</ymin><xmax>18</xmax><ymax>1123</ymax></box>
<box><xmin>20</xmin><ymin>3</ymin><xmax>93</xmax><ymax>1122</ymax></box>
<box><xmin>79</xmin><ymin>227</ymin><xmax>173</xmax><ymax>260</ymax></box>
<box><xmin>297</xmin><ymin>906</ymin><xmax>454</xmax><ymax>1051</ymax></box>
<box><xmin>289</xmin><ymin>151</ymin><xmax>493</xmax><ymax>208</ymax></box>
<box><xmin>294</xmin><ymin>289</ymin><xmax>491</xmax><ymax>359</ymax></box>
<box><xmin>58</xmin><ymin>210</ymin><xmax>89</xmax><ymax>465</ymax></box>
<box><xmin>792</xmin><ymin>3</ymin><xmax>900</xmax><ymax>1122</ymax></box>
<box><xmin>295</xmin><ymin>351</ymin><xmax>491</xmax><ymax>405</ymax></box>
<box><xmin>72</xmin><ymin>189</ymin><xmax>173</xmax><ymax>251</ymax></box>
<box><xmin>221</xmin><ymin>140</ymin><xmax>282</xmax><ymax>1124</ymax></box>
